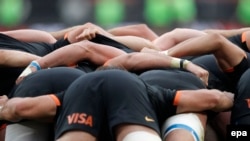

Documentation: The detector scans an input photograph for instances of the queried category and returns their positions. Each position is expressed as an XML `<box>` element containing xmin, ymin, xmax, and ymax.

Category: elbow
<box><xmin>171</xmin><ymin>28</ymin><xmax>184</xmax><ymax>33</ymax></box>
<box><xmin>83</xmin><ymin>22</ymin><xmax>95</xmax><ymax>27</ymax></box>
<box><xmin>206</xmin><ymin>33</ymin><xmax>225</xmax><ymax>47</ymax></box>
<box><xmin>136</xmin><ymin>24</ymin><xmax>150</xmax><ymax>31</ymax></box>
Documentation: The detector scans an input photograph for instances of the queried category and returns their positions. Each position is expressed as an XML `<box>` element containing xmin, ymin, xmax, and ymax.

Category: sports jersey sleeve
<box><xmin>90</xmin><ymin>34</ymin><xmax>134</xmax><ymax>53</ymax></box>
<box><xmin>227</xmin><ymin>33</ymin><xmax>249</xmax><ymax>52</ymax></box>
<box><xmin>50</xmin><ymin>92</ymin><xmax>64</xmax><ymax>106</ymax></box>
<box><xmin>50</xmin><ymin>92</ymin><xmax>64</xmax><ymax>120</ymax></box>
<box><xmin>147</xmin><ymin>85</ymin><xmax>177</xmax><ymax>120</ymax></box>
<box><xmin>52</xmin><ymin>38</ymin><xmax>70</xmax><ymax>50</ymax></box>
<box><xmin>163</xmin><ymin>89</ymin><xmax>178</xmax><ymax>109</ymax></box>
<box><xmin>49</xmin><ymin>94</ymin><xmax>61</xmax><ymax>106</ymax></box>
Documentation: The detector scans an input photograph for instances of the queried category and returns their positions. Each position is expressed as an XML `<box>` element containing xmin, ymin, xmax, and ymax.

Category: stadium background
<box><xmin>0</xmin><ymin>0</ymin><xmax>250</xmax><ymax>34</ymax></box>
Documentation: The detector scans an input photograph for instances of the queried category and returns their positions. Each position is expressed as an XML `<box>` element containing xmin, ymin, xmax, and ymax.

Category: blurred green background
<box><xmin>0</xmin><ymin>0</ymin><xmax>249</xmax><ymax>33</ymax></box>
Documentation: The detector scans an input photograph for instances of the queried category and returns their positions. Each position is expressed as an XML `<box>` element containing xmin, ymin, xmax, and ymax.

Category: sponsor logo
<box><xmin>67</xmin><ymin>113</ymin><xmax>93</xmax><ymax>127</ymax></box>
<box><xmin>145</xmin><ymin>116</ymin><xmax>155</xmax><ymax>122</ymax></box>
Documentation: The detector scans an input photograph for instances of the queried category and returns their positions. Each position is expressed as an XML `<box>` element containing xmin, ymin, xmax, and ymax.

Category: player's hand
<box><xmin>76</xmin><ymin>27</ymin><xmax>100</xmax><ymax>41</ymax></box>
<box><xmin>185</xmin><ymin>62</ymin><xmax>209</xmax><ymax>86</ymax></box>
<box><xmin>15</xmin><ymin>61</ymin><xmax>41</xmax><ymax>85</ymax></box>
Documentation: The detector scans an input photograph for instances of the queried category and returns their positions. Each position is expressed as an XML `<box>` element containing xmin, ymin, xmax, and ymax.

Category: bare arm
<box><xmin>0</xmin><ymin>49</ymin><xmax>41</xmax><ymax>67</ymax></box>
<box><xmin>76</xmin><ymin>28</ymin><xmax>158</xmax><ymax>51</ymax></box>
<box><xmin>244</xmin><ymin>31</ymin><xmax>250</xmax><ymax>51</ymax></box>
<box><xmin>66</xmin><ymin>22</ymin><xmax>113</xmax><ymax>43</ymax></box>
<box><xmin>104</xmin><ymin>52</ymin><xmax>209</xmax><ymax>85</ymax></box>
<box><xmin>1</xmin><ymin>29</ymin><xmax>57</xmax><ymax>44</ymax></box>
<box><xmin>153</xmin><ymin>28</ymin><xmax>206</xmax><ymax>51</ymax></box>
<box><xmin>52</xmin><ymin>23</ymin><xmax>158</xmax><ymax>42</ymax></box>
<box><xmin>175</xmin><ymin>89</ymin><xmax>234</xmax><ymax>114</ymax></box>
<box><xmin>0</xmin><ymin>95</ymin><xmax>57</xmax><ymax>122</ymax></box>
<box><xmin>107</xmin><ymin>24</ymin><xmax>159</xmax><ymax>41</ymax></box>
<box><xmin>165</xmin><ymin>33</ymin><xmax>246</xmax><ymax>71</ymax></box>
<box><xmin>15</xmin><ymin>40</ymin><xmax>126</xmax><ymax>84</ymax></box>
<box><xmin>48</xmin><ymin>25</ymin><xmax>82</xmax><ymax>40</ymax></box>
<box><xmin>203</xmin><ymin>27</ymin><xmax>250</xmax><ymax>38</ymax></box>
<box><xmin>64</xmin><ymin>23</ymin><xmax>158</xmax><ymax>51</ymax></box>
<box><xmin>36</xmin><ymin>40</ymin><xmax>126</xmax><ymax>68</ymax></box>
<box><xmin>67</xmin><ymin>24</ymin><xmax>157</xmax><ymax>52</ymax></box>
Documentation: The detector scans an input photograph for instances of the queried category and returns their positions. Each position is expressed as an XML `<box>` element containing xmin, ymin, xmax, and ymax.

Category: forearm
<box><xmin>203</xmin><ymin>27</ymin><xmax>250</xmax><ymax>38</ymax></box>
<box><xmin>107</xmin><ymin>24</ymin><xmax>158</xmax><ymax>41</ymax></box>
<box><xmin>36</xmin><ymin>44</ymin><xmax>87</xmax><ymax>68</ymax></box>
<box><xmin>0</xmin><ymin>96</ymin><xmax>57</xmax><ymax>122</ymax></box>
<box><xmin>154</xmin><ymin>28</ymin><xmax>206</xmax><ymax>51</ymax></box>
<box><xmin>1</xmin><ymin>29</ymin><xmax>57</xmax><ymax>44</ymax></box>
<box><xmin>166</xmin><ymin>33</ymin><xmax>223</xmax><ymax>58</ymax></box>
<box><xmin>176</xmin><ymin>89</ymin><xmax>234</xmax><ymax>114</ymax></box>
<box><xmin>0</xmin><ymin>50</ymin><xmax>41</xmax><ymax>67</ymax></box>
<box><xmin>104</xmin><ymin>52</ymin><xmax>190</xmax><ymax>71</ymax></box>
<box><xmin>37</xmin><ymin>40</ymin><xmax>126</xmax><ymax>68</ymax></box>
